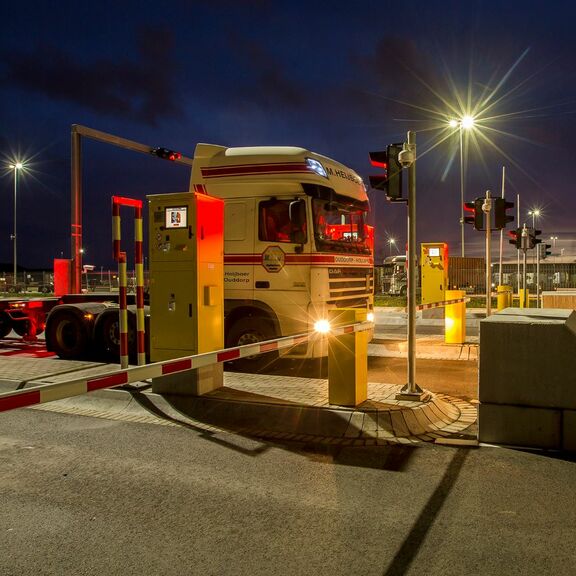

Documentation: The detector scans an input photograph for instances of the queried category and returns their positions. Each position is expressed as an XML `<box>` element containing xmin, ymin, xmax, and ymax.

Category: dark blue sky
<box><xmin>2</xmin><ymin>0</ymin><xmax>576</xmax><ymax>268</ymax></box>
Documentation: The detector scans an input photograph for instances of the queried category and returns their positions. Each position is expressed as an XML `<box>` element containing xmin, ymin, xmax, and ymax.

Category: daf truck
<box><xmin>45</xmin><ymin>140</ymin><xmax>374</xmax><ymax>366</ymax></box>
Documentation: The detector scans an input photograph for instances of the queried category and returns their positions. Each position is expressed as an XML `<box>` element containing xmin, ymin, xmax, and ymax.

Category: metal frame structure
<box><xmin>70</xmin><ymin>124</ymin><xmax>193</xmax><ymax>293</ymax></box>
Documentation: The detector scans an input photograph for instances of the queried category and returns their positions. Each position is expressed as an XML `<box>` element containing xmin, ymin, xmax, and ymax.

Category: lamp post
<box><xmin>449</xmin><ymin>115</ymin><xmax>475</xmax><ymax>257</ymax></box>
<box><xmin>10</xmin><ymin>162</ymin><xmax>24</xmax><ymax>287</ymax></box>
<box><xmin>388</xmin><ymin>237</ymin><xmax>396</xmax><ymax>257</ymax></box>
<box><xmin>528</xmin><ymin>208</ymin><xmax>541</xmax><ymax>230</ymax></box>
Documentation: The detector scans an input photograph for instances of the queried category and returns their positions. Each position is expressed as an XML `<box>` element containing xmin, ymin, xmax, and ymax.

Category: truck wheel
<box><xmin>95</xmin><ymin>310</ymin><xmax>136</xmax><ymax>363</ymax></box>
<box><xmin>226</xmin><ymin>317</ymin><xmax>277</xmax><ymax>371</ymax></box>
<box><xmin>45</xmin><ymin>311</ymin><xmax>90</xmax><ymax>359</ymax></box>
<box><xmin>0</xmin><ymin>312</ymin><xmax>11</xmax><ymax>339</ymax></box>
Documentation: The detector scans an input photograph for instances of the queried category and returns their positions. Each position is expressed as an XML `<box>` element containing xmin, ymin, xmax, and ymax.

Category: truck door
<box><xmin>224</xmin><ymin>200</ymin><xmax>255</xmax><ymax>301</ymax></box>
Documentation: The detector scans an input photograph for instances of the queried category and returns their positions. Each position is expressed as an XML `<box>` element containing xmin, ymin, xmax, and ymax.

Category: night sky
<box><xmin>2</xmin><ymin>0</ymin><xmax>576</xmax><ymax>269</ymax></box>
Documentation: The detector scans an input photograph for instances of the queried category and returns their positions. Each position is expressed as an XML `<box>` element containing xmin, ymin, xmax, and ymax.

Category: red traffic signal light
<box><xmin>463</xmin><ymin>198</ymin><xmax>484</xmax><ymax>231</ymax></box>
<box><xmin>368</xmin><ymin>143</ymin><xmax>404</xmax><ymax>202</ymax></box>
<box><xmin>508</xmin><ymin>228</ymin><xmax>522</xmax><ymax>249</ymax></box>
<box><xmin>151</xmin><ymin>147</ymin><xmax>182</xmax><ymax>161</ymax></box>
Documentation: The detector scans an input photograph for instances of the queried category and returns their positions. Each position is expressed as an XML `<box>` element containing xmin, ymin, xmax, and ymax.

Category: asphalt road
<box><xmin>1</xmin><ymin>408</ymin><xmax>575</xmax><ymax>576</ymax></box>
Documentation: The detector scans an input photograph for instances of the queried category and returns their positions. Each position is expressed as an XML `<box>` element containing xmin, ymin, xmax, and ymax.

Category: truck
<box><xmin>43</xmin><ymin>135</ymin><xmax>374</xmax><ymax>367</ymax></box>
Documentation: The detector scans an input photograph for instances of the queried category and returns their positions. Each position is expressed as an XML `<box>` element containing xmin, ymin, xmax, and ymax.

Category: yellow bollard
<box><xmin>328</xmin><ymin>309</ymin><xmax>368</xmax><ymax>407</ymax></box>
<box><xmin>518</xmin><ymin>288</ymin><xmax>530</xmax><ymax>308</ymax></box>
<box><xmin>445</xmin><ymin>289</ymin><xmax>466</xmax><ymax>344</ymax></box>
<box><xmin>497</xmin><ymin>285</ymin><xmax>512</xmax><ymax>311</ymax></box>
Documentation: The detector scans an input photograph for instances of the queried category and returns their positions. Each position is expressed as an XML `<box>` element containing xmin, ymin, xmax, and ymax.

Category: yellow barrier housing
<box><xmin>445</xmin><ymin>289</ymin><xmax>466</xmax><ymax>344</ymax></box>
<box><xmin>497</xmin><ymin>285</ymin><xmax>512</xmax><ymax>311</ymax></box>
<box><xmin>328</xmin><ymin>309</ymin><xmax>368</xmax><ymax>407</ymax></box>
<box><xmin>518</xmin><ymin>288</ymin><xmax>530</xmax><ymax>308</ymax></box>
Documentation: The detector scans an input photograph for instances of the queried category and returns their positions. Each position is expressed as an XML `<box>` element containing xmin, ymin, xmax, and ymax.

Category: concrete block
<box><xmin>562</xmin><ymin>410</ymin><xmax>576</xmax><ymax>452</ymax></box>
<box><xmin>479</xmin><ymin>403</ymin><xmax>561</xmax><ymax>449</ymax></box>
<box><xmin>479</xmin><ymin>308</ymin><xmax>576</xmax><ymax>409</ymax></box>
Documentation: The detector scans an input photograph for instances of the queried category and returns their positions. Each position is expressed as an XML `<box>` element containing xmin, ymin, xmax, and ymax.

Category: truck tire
<box><xmin>45</xmin><ymin>310</ymin><xmax>90</xmax><ymax>359</ymax></box>
<box><xmin>94</xmin><ymin>309</ymin><xmax>136</xmax><ymax>363</ymax></box>
<box><xmin>226</xmin><ymin>317</ymin><xmax>278</xmax><ymax>371</ymax></box>
<box><xmin>0</xmin><ymin>312</ymin><xmax>11</xmax><ymax>339</ymax></box>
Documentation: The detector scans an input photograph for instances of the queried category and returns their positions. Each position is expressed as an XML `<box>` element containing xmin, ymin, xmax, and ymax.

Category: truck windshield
<box><xmin>312</xmin><ymin>198</ymin><xmax>370</xmax><ymax>254</ymax></box>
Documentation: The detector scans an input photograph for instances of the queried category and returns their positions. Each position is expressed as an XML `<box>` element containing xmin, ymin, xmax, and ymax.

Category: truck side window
<box><xmin>259</xmin><ymin>200</ymin><xmax>303</xmax><ymax>243</ymax></box>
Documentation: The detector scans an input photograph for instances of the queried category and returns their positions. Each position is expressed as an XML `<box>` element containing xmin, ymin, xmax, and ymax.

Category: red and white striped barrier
<box><xmin>0</xmin><ymin>321</ymin><xmax>373</xmax><ymax>414</ymax></box>
<box><xmin>415</xmin><ymin>297</ymin><xmax>469</xmax><ymax>311</ymax></box>
<box><xmin>112</xmin><ymin>196</ymin><xmax>146</xmax><ymax>368</ymax></box>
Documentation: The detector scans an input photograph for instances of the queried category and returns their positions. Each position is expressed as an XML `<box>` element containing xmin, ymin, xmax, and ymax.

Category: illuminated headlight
<box><xmin>306</xmin><ymin>157</ymin><xmax>328</xmax><ymax>178</ymax></box>
<box><xmin>314</xmin><ymin>319</ymin><xmax>331</xmax><ymax>334</ymax></box>
<box><xmin>367</xmin><ymin>312</ymin><xmax>375</xmax><ymax>322</ymax></box>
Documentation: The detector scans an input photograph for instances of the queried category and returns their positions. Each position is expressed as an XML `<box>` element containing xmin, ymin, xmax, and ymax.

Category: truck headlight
<box><xmin>314</xmin><ymin>319</ymin><xmax>331</xmax><ymax>334</ymax></box>
<box><xmin>367</xmin><ymin>312</ymin><xmax>374</xmax><ymax>322</ymax></box>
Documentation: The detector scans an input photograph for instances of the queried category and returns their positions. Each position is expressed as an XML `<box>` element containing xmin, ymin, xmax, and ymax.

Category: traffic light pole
<box><xmin>521</xmin><ymin>224</ymin><xmax>529</xmax><ymax>308</ymax></box>
<box><xmin>397</xmin><ymin>131</ymin><xmax>425</xmax><ymax>401</ymax></box>
<box><xmin>536</xmin><ymin>243</ymin><xmax>541</xmax><ymax>308</ymax></box>
<box><xmin>483</xmin><ymin>191</ymin><xmax>492</xmax><ymax>317</ymax></box>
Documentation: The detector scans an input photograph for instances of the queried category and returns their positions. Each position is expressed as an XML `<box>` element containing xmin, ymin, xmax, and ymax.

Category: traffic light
<box><xmin>539</xmin><ymin>243</ymin><xmax>552</xmax><ymax>259</ymax></box>
<box><xmin>368</xmin><ymin>143</ymin><xmax>404</xmax><ymax>202</ymax></box>
<box><xmin>463</xmin><ymin>198</ymin><xmax>484</xmax><ymax>231</ymax></box>
<box><xmin>529</xmin><ymin>228</ymin><xmax>542</xmax><ymax>250</ymax></box>
<box><xmin>508</xmin><ymin>227</ymin><xmax>522</xmax><ymax>249</ymax></box>
<box><xmin>151</xmin><ymin>147</ymin><xmax>182</xmax><ymax>161</ymax></box>
<box><xmin>494</xmin><ymin>198</ymin><xmax>514</xmax><ymax>230</ymax></box>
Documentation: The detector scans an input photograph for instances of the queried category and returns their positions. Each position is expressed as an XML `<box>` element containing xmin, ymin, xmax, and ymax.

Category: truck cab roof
<box><xmin>190</xmin><ymin>143</ymin><xmax>368</xmax><ymax>204</ymax></box>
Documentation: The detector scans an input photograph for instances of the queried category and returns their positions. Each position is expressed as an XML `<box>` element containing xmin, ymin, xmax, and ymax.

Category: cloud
<box><xmin>227</xmin><ymin>32</ymin><xmax>306</xmax><ymax>110</ymax></box>
<box><xmin>0</xmin><ymin>26</ymin><xmax>182</xmax><ymax>125</ymax></box>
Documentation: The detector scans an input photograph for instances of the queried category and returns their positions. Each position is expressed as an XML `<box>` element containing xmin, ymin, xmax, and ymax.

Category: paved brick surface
<box><xmin>0</xmin><ymin>343</ymin><xmax>478</xmax><ymax>447</ymax></box>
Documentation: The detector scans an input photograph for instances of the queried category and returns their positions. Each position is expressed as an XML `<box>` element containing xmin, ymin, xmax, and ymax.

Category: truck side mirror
<box><xmin>289</xmin><ymin>200</ymin><xmax>307</xmax><ymax>244</ymax></box>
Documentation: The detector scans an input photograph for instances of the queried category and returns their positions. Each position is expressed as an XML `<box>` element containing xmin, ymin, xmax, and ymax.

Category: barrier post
<box><xmin>497</xmin><ymin>285</ymin><xmax>512</xmax><ymax>311</ymax></box>
<box><xmin>519</xmin><ymin>288</ymin><xmax>529</xmax><ymax>309</ymax></box>
<box><xmin>445</xmin><ymin>289</ymin><xmax>466</xmax><ymax>344</ymax></box>
<box><xmin>328</xmin><ymin>309</ymin><xmax>368</xmax><ymax>407</ymax></box>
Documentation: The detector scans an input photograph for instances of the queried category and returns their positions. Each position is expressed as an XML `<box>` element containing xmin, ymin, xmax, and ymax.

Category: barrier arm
<box><xmin>0</xmin><ymin>322</ymin><xmax>374</xmax><ymax>414</ymax></box>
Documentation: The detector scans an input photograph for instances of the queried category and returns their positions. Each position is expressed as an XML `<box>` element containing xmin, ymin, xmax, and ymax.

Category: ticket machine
<box><xmin>147</xmin><ymin>191</ymin><xmax>224</xmax><ymax>395</ymax></box>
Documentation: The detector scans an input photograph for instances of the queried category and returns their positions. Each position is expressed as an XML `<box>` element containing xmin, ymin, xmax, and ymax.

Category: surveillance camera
<box><xmin>398</xmin><ymin>149</ymin><xmax>414</xmax><ymax>168</ymax></box>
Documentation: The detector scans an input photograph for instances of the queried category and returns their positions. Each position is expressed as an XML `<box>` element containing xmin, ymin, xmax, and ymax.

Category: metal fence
<box><xmin>375</xmin><ymin>261</ymin><xmax>576</xmax><ymax>296</ymax></box>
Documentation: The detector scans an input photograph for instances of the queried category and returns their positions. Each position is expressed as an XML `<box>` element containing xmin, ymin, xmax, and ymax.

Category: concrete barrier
<box><xmin>479</xmin><ymin>308</ymin><xmax>576</xmax><ymax>450</ymax></box>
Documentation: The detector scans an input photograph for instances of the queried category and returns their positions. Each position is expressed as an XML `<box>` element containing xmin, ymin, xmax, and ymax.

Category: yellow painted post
<box><xmin>519</xmin><ymin>288</ymin><xmax>529</xmax><ymax>308</ymax></box>
<box><xmin>328</xmin><ymin>309</ymin><xmax>368</xmax><ymax>407</ymax></box>
<box><xmin>445</xmin><ymin>289</ymin><xmax>466</xmax><ymax>344</ymax></box>
<box><xmin>497</xmin><ymin>285</ymin><xmax>512</xmax><ymax>311</ymax></box>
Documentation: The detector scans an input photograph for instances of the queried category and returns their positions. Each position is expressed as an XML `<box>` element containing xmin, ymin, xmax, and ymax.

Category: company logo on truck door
<box><xmin>262</xmin><ymin>246</ymin><xmax>285</xmax><ymax>272</ymax></box>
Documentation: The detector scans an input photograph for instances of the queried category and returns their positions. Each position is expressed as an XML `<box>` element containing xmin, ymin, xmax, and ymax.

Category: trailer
<box><xmin>0</xmin><ymin>297</ymin><xmax>59</xmax><ymax>339</ymax></box>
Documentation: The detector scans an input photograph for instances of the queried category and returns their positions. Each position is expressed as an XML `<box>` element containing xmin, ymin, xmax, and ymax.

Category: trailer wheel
<box><xmin>226</xmin><ymin>317</ymin><xmax>277</xmax><ymax>371</ymax></box>
<box><xmin>94</xmin><ymin>310</ymin><xmax>136</xmax><ymax>363</ymax></box>
<box><xmin>0</xmin><ymin>312</ymin><xmax>11</xmax><ymax>339</ymax></box>
<box><xmin>46</xmin><ymin>311</ymin><xmax>90</xmax><ymax>359</ymax></box>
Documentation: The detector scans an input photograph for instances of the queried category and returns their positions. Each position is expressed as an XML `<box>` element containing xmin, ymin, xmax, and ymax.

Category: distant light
<box><xmin>306</xmin><ymin>157</ymin><xmax>328</xmax><ymax>178</ymax></box>
<box><xmin>461</xmin><ymin>115</ymin><xmax>475</xmax><ymax>129</ymax></box>
<box><xmin>448</xmin><ymin>119</ymin><xmax>459</xmax><ymax>128</ymax></box>
<box><xmin>314</xmin><ymin>319</ymin><xmax>331</xmax><ymax>334</ymax></box>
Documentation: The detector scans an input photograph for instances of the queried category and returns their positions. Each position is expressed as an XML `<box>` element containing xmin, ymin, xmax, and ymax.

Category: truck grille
<box><xmin>327</xmin><ymin>268</ymin><xmax>373</xmax><ymax>307</ymax></box>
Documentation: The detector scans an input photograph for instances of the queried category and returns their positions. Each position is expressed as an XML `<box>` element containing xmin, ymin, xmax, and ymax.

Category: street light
<box><xmin>449</xmin><ymin>115</ymin><xmax>475</xmax><ymax>257</ymax></box>
<box><xmin>528</xmin><ymin>208</ymin><xmax>541</xmax><ymax>229</ymax></box>
<box><xmin>387</xmin><ymin>237</ymin><xmax>396</xmax><ymax>257</ymax></box>
<box><xmin>9</xmin><ymin>161</ymin><xmax>24</xmax><ymax>287</ymax></box>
